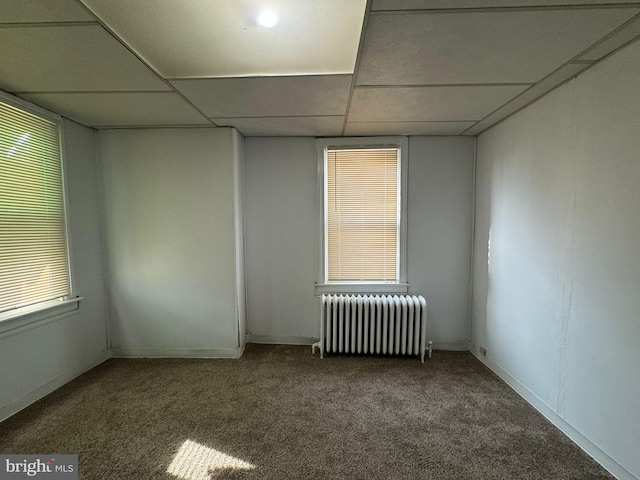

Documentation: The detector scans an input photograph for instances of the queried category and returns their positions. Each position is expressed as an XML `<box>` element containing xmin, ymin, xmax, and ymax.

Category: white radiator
<box><xmin>313</xmin><ymin>294</ymin><xmax>432</xmax><ymax>363</ymax></box>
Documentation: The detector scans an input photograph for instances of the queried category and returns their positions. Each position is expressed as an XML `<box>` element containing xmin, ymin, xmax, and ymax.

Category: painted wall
<box><xmin>244</xmin><ymin>136</ymin><xmax>475</xmax><ymax>347</ymax></box>
<box><xmin>243</xmin><ymin>138</ymin><xmax>318</xmax><ymax>342</ymax></box>
<box><xmin>407</xmin><ymin>137</ymin><xmax>475</xmax><ymax>347</ymax></box>
<box><xmin>0</xmin><ymin>118</ymin><xmax>109</xmax><ymax>421</ymax></box>
<box><xmin>472</xmin><ymin>40</ymin><xmax>640</xmax><ymax>479</ymax></box>
<box><xmin>99</xmin><ymin>128</ymin><xmax>244</xmax><ymax>357</ymax></box>
<box><xmin>232</xmin><ymin>129</ymin><xmax>247</xmax><ymax>350</ymax></box>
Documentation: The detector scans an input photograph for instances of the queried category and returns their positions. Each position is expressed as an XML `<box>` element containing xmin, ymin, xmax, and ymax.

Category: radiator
<box><xmin>313</xmin><ymin>294</ymin><xmax>432</xmax><ymax>362</ymax></box>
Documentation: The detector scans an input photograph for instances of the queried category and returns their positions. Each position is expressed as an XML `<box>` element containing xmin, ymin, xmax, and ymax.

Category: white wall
<box><xmin>244</xmin><ymin>138</ymin><xmax>318</xmax><ymax>342</ymax></box>
<box><xmin>472</xmin><ymin>40</ymin><xmax>640</xmax><ymax>480</ymax></box>
<box><xmin>244</xmin><ymin>136</ymin><xmax>475</xmax><ymax>347</ymax></box>
<box><xmin>407</xmin><ymin>137</ymin><xmax>475</xmax><ymax>348</ymax></box>
<box><xmin>99</xmin><ymin>128</ymin><xmax>245</xmax><ymax>357</ymax></box>
<box><xmin>0</xmin><ymin>118</ymin><xmax>109</xmax><ymax>421</ymax></box>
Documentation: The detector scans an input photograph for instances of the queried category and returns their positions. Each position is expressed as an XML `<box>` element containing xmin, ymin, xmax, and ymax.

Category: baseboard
<box><xmin>246</xmin><ymin>335</ymin><xmax>316</xmax><ymax>345</ymax></box>
<box><xmin>468</xmin><ymin>342</ymin><xmax>637</xmax><ymax>480</ymax></box>
<box><xmin>431</xmin><ymin>341</ymin><xmax>468</xmax><ymax>351</ymax></box>
<box><xmin>110</xmin><ymin>347</ymin><xmax>243</xmax><ymax>358</ymax></box>
<box><xmin>245</xmin><ymin>337</ymin><xmax>469</xmax><ymax>351</ymax></box>
<box><xmin>0</xmin><ymin>349</ymin><xmax>111</xmax><ymax>423</ymax></box>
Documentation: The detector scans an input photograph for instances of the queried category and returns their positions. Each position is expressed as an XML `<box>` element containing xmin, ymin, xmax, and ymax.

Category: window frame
<box><xmin>316</xmin><ymin>136</ymin><xmax>409</xmax><ymax>295</ymax></box>
<box><xmin>0</xmin><ymin>90</ymin><xmax>79</xmax><ymax>333</ymax></box>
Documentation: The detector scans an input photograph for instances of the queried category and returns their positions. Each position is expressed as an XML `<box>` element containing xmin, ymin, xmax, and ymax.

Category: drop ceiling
<box><xmin>0</xmin><ymin>0</ymin><xmax>639</xmax><ymax>136</ymax></box>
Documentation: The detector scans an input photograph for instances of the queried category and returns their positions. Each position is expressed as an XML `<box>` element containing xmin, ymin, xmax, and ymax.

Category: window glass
<box><xmin>0</xmin><ymin>99</ymin><xmax>71</xmax><ymax>316</ymax></box>
<box><xmin>326</xmin><ymin>147</ymin><xmax>399</xmax><ymax>282</ymax></box>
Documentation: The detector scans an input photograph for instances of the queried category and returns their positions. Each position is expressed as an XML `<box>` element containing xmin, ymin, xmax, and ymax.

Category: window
<box><xmin>317</xmin><ymin>137</ymin><xmax>408</xmax><ymax>294</ymax></box>
<box><xmin>0</xmin><ymin>94</ymin><xmax>75</xmax><ymax>324</ymax></box>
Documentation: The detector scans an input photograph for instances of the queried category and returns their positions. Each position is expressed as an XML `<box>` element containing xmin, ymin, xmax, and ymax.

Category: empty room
<box><xmin>0</xmin><ymin>0</ymin><xmax>638</xmax><ymax>479</ymax></box>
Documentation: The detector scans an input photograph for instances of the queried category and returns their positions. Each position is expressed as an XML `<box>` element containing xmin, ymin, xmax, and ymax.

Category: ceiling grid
<box><xmin>0</xmin><ymin>0</ymin><xmax>637</xmax><ymax>135</ymax></box>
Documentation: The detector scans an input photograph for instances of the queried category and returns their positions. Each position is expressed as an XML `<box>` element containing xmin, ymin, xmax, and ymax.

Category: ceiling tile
<box><xmin>348</xmin><ymin>86</ymin><xmax>528</xmax><ymax>122</ymax></box>
<box><xmin>345</xmin><ymin>121</ymin><xmax>475</xmax><ymax>136</ymax></box>
<box><xmin>80</xmin><ymin>0</ymin><xmax>366</xmax><ymax>78</ymax></box>
<box><xmin>356</xmin><ymin>9</ymin><xmax>638</xmax><ymax>85</ymax></box>
<box><xmin>372</xmin><ymin>0</ymin><xmax>638</xmax><ymax>10</ymax></box>
<box><xmin>172</xmin><ymin>76</ymin><xmax>352</xmax><ymax>118</ymax></box>
<box><xmin>19</xmin><ymin>93</ymin><xmax>211</xmax><ymax>127</ymax></box>
<box><xmin>577</xmin><ymin>15</ymin><xmax>640</xmax><ymax>61</ymax></box>
<box><xmin>212</xmin><ymin>116</ymin><xmax>344</xmax><ymax>136</ymax></box>
<box><xmin>0</xmin><ymin>25</ymin><xmax>169</xmax><ymax>93</ymax></box>
<box><xmin>462</xmin><ymin>62</ymin><xmax>589</xmax><ymax>135</ymax></box>
<box><xmin>0</xmin><ymin>0</ymin><xmax>94</xmax><ymax>23</ymax></box>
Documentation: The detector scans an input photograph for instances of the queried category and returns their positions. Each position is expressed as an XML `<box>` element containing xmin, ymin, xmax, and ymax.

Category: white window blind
<box><xmin>0</xmin><ymin>99</ymin><xmax>71</xmax><ymax>315</ymax></box>
<box><xmin>326</xmin><ymin>147</ymin><xmax>400</xmax><ymax>282</ymax></box>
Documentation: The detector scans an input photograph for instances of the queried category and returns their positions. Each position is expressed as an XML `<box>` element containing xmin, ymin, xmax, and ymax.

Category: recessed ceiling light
<box><xmin>257</xmin><ymin>9</ymin><xmax>278</xmax><ymax>28</ymax></box>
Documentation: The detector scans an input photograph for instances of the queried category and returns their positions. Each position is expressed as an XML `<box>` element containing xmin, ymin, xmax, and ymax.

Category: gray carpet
<box><xmin>0</xmin><ymin>344</ymin><xmax>613</xmax><ymax>479</ymax></box>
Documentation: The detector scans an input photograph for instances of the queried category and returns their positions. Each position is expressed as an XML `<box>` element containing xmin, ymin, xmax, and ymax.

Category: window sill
<box><xmin>315</xmin><ymin>283</ymin><xmax>409</xmax><ymax>296</ymax></box>
<box><xmin>0</xmin><ymin>297</ymin><xmax>83</xmax><ymax>337</ymax></box>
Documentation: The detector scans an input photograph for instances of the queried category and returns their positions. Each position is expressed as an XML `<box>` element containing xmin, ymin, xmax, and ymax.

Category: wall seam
<box><xmin>94</xmin><ymin>130</ymin><xmax>113</xmax><ymax>350</ymax></box>
<box><xmin>468</xmin><ymin>137</ymin><xmax>478</xmax><ymax>343</ymax></box>
<box><xmin>554</xmin><ymin>102</ymin><xmax>580</xmax><ymax>415</ymax></box>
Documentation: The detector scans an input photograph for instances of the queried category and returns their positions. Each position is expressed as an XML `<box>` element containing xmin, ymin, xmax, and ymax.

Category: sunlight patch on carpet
<box><xmin>167</xmin><ymin>439</ymin><xmax>255</xmax><ymax>479</ymax></box>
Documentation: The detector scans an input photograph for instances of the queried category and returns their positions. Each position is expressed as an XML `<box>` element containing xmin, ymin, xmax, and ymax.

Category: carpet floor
<box><xmin>0</xmin><ymin>344</ymin><xmax>613</xmax><ymax>479</ymax></box>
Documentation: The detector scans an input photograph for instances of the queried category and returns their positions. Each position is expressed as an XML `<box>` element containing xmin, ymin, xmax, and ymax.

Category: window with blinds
<box><xmin>0</xmin><ymin>98</ymin><xmax>71</xmax><ymax>316</ymax></box>
<box><xmin>325</xmin><ymin>147</ymin><xmax>400</xmax><ymax>282</ymax></box>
